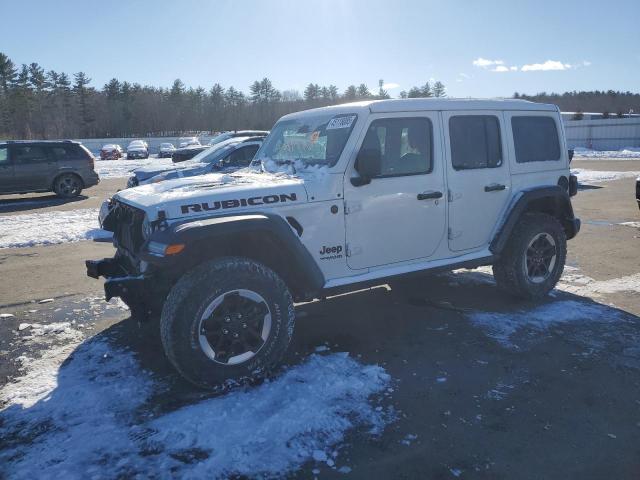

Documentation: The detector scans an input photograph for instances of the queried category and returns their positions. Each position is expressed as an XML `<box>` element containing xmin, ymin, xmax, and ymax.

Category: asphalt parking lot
<box><xmin>1</xmin><ymin>159</ymin><xmax>639</xmax><ymax>479</ymax></box>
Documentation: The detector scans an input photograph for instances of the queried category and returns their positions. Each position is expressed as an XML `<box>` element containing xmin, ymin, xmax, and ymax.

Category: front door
<box><xmin>10</xmin><ymin>144</ymin><xmax>58</xmax><ymax>191</ymax></box>
<box><xmin>443</xmin><ymin>111</ymin><xmax>511</xmax><ymax>251</ymax></box>
<box><xmin>0</xmin><ymin>145</ymin><xmax>14</xmax><ymax>193</ymax></box>
<box><xmin>344</xmin><ymin>113</ymin><xmax>446</xmax><ymax>270</ymax></box>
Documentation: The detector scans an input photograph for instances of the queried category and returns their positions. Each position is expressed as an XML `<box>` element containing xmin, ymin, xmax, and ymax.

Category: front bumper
<box><xmin>86</xmin><ymin>258</ymin><xmax>148</xmax><ymax>301</ymax></box>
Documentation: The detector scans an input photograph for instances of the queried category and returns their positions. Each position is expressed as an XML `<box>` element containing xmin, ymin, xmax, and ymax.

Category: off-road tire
<box><xmin>53</xmin><ymin>173</ymin><xmax>83</xmax><ymax>198</ymax></box>
<box><xmin>160</xmin><ymin>257</ymin><xmax>295</xmax><ymax>390</ymax></box>
<box><xmin>493</xmin><ymin>213</ymin><xmax>566</xmax><ymax>300</ymax></box>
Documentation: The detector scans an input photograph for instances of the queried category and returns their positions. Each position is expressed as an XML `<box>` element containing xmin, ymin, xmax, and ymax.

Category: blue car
<box><xmin>127</xmin><ymin>137</ymin><xmax>264</xmax><ymax>188</ymax></box>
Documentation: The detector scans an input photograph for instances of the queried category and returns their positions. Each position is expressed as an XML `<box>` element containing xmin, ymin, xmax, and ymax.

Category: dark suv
<box><xmin>0</xmin><ymin>141</ymin><xmax>99</xmax><ymax>198</ymax></box>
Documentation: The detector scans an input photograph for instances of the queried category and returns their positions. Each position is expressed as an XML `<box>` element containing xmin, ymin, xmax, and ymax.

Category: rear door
<box><xmin>0</xmin><ymin>145</ymin><xmax>14</xmax><ymax>193</ymax></box>
<box><xmin>443</xmin><ymin>111</ymin><xmax>511</xmax><ymax>252</ymax></box>
<box><xmin>10</xmin><ymin>144</ymin><xmax>58</xmax><ymax>191</ymax></box>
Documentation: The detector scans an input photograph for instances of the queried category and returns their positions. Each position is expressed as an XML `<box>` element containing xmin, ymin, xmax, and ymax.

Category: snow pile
<box><xmin>573</xmin><ymin>147</ymin><xmax>640</xmax><ymax>159</ymax></box>
<box><xmin>468</xmin><ymin>300</ymin><xmax>625</xmax><ymax>348</ymax></box>
<box><xmin>0</xmin><ymin>339</ymin><xmax>392</xmax><ymax>478</ymax></box>
<box><xmin>95</xmin><ymin>157</ymin><xmax>173</xmax><ymax>179</ymax></box>
<box><xmin>0</xmin><ymin>208</ymin><xmax>111</xmax><ymax>248</ymax></box>
<box><xmin>571</xmin><ymin>168</ymin><xmax>640</xmax><ymax>185</ymax></box>
<box><xmin>260</xmin><ymin>158</ymin><xmax>330</xmax><ymax>178</ymax></box>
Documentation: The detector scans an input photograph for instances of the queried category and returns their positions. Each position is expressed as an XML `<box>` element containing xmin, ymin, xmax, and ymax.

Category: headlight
<box><xmin>142</xmin><ymin>216</ymin><xmax>153</xmax><ymax>240</ymax></box>
<box><xmin>127</xmin><ymin>176</ymin><xmax>138</xmax><ymax>188</ymax></box>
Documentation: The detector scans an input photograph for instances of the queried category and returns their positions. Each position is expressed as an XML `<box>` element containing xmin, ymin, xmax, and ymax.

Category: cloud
<box><xmin>521</xmin><ymin>60</ymin><xmax>571</xmax><ymax>71</ymax></box>
<box><xmin>582</xmin><ymin>60</ymin><xmax>592</xmax><ymax>67</ymax></box>
<box><xmin>472</xmin><ymin>57</ymin><xmax>504</xmax><ymax>68</ymax></box>
<box><xmin>382</xmin><ymin>82</ymin><xmax>400</xmax><ymax>90</ymax></box>
<box><xmin>492</xmin><ymin>65</ymin><xmax>510</xmax><ymax>72</ymax></box>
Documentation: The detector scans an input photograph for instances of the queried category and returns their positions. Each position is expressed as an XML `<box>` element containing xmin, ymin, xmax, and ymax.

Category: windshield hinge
<box><xmin>344</xmin><ymin>202</ymin><xmax>362</xmax><ymax>215</ymax></box>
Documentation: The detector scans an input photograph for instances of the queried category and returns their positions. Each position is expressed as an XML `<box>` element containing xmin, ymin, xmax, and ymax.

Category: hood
<box><xmin>133</xmin><ymin>162</ymin><xmax>197</xmax><ymax>181</ymax></box>
<box><xmin>128</xmin><ymin>146</ymin><xmax>147</xmax><ymax>152</ymax></box>
<box><xmin>114</xmin><ymin>170</ymin><xmax>308</xmax><ymax>220</ymax></box>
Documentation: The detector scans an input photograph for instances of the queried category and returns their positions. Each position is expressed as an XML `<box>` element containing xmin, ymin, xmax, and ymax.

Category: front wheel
<box><xmin>493</xmin><ymin>213</ymin><xmax>567</xmax><ymax>300</ymax></box>
<box><xmin>160</xmin><ymin>257</ymin><xmax>295</xmax><ymax>389</ymax></box>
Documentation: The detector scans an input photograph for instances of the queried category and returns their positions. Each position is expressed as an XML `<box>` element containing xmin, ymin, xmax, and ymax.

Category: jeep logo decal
<box><xmin>319</xmin><ymin>245</ymin><xmax>343</xmax><ymax>260</ymax></box>
<box><xmin>180</xmin><ymin>193</ymin><xmax>297</xmax><ymax>214</ymax></box>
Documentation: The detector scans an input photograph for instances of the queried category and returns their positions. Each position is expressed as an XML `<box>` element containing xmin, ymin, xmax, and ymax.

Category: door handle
<box><xmin>484</xmin><ymin>183</ymin><xmax>506</xmax><ymax>192</ymax></box>
<box><xmin>417</xmin><ymin>191</ymin><xmax>443</xmax><ymax>200</ymax></box>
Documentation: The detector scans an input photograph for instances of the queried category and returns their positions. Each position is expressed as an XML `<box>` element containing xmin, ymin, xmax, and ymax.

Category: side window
<box><xmin>12</xmin><ymin>145</ymin><xmax>50</xmax><ymax>164</ymax></box>
<box><xmin>512</xmin><ymin>116</ymin><xmax>561</xmax><ymax>163</ymax></box>
<box><xmin>357</xmin><ymin>117</ymin><xmax>433</xmax><ymax>177</ymax></box>
<box><xmin>227</xmin><ymin>145</ymin><xmax>259</xmax><ymax>166</ymax></box>
<box><xmin>0</xmin><ymin>146</ymin><xmax>8</xmax><ymax>164</ymax></box>
<box><xmin>449</xmin><ymin>115</ymin><xmax>502</xmax><ymax>170</ymax></box>
<box><xmin>51</xmin><ymin>145</ymin><xmax>83</xmax><ymax>161</ymax></box>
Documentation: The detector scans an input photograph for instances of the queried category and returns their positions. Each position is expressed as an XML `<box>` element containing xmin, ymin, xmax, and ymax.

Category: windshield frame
<box><xmin>255</xmin><ymin>112</ymin><xmax>358</xmax><ymax>168</ymax></box>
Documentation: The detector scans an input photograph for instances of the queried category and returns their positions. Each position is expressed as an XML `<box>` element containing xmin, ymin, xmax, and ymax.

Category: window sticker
<box><xmin>326</xmin><ymin>115</ymin><xmax>357</xmax><ymax>130</ymax></box>
<box><xmin>310</xmin><ymin>131</ymin><xmax>320</xmax><ymax>143</ymax></box>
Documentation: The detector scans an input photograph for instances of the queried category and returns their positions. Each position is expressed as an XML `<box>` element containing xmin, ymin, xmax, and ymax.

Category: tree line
<box><xmin>514</xmin><ymin>90</ymin><xmax>640</xmax><ymax>119</ymax></box>
<box><xmin>0</xmin><ymin>52</ymin><xmax>447</xmax><ymax>140</ymax></box>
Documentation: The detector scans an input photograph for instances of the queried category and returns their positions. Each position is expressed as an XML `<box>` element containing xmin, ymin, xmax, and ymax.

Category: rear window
<box><xmin>449</xmin><ymin>115</ymin><xmax>502</xmax><ymax>170</ymax></box>
<box><xmin>511</xmin><ymin>116</ymin><xmax>561</xmax><ymax>163</ymax></box>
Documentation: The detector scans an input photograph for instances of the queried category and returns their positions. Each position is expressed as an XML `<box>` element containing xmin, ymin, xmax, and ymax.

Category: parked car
<box><xmin>126</xmin><ymin>140</ymin><xmax>149</xmax><ymax>159</ymax></box>
<box><xmin>171</xmin><ymin>144</ymin><xmax>209</xmax><ymax>163</ymax></box>
<box><xmin>171</xmin><ymin>131</ymin><xmax>269</xmax><ymax>163</ymax></box>
<box><xmin>158</xmin><ymin>142</ymin><xmax>176</xmax><ymax>158</ymax></box>
<box><xmin>0</xmin><ymin>140</ymin><xmax>99</xmax><ymax>198</ymax></box>
<box><xmin>100</xmin><ymin>144</ymin><xmax>123</xmax><ymax>160</ymax></box>
<box><xmin>178</xmin><ymin>137</ymin><xmax>201</xmax><ymax>148</ymax></box>
<box><xmin>127</xmin><ymin>137</ymin><xmax>263</xmax><ymax>187</ymax></box>
<box><xmin>208</xmin><ymin>130</ymin><xmax>269</xmax><ymax>146</ymax></box>
<box><xmin>90</xmin><ymin>98</ymin><xmax>580</xmax><ymax>389</ymax></box>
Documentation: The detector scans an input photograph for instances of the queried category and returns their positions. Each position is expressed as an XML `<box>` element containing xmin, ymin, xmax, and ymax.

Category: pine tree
<box><xmin>356</xmin><ymin>84</ymin><xmax>370</xmax><ymax>98</ymax></box>
<box><xmin>344</xmin><ymin>85</ymin><xmax>357</xmax><ymax>101</ymax></box>
<box><xmin>420</xmin><ymin>82</ymin><xmax>432</xmax><ymax>97</ymax></box>
<box><xmin>432</xmin><ymin>81</ymin><xmax>446</xmax><ymax>98</ymax></box>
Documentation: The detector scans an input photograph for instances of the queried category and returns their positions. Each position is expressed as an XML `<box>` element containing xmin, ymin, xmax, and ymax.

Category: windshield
<box><xmin>208</xmin><ymin>132</ymin><xmax>232</xmax><ymax>146</ymax></box>
<box><xmin>256</xmin><ymin>112</ymin><xmax>357</xmax><ymax>167</ymax></box>
<box><xmin>160</xmin><ymin>143</ymin><xmax>174</xmax><ymax>148</ymax></box>
<box><xmin>180</xmin><ymin>139</ymin><xmax>238</xmax><ymax>166</ymax></box>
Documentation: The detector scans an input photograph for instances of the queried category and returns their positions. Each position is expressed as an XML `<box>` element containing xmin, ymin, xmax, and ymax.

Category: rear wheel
<box><xmin>160</xmin><ymin>257</ymin><xmax>295</xmax><ymax>389</ymax></box>
<box><xmin>493</xmin><ymin>213</ymin><xmax>566</xmax><ymax>300</ymax></box>
<box><xmin>53</xmin><ymin>173</ymin><xmax>83</xmax><ymax>198</ymax></box>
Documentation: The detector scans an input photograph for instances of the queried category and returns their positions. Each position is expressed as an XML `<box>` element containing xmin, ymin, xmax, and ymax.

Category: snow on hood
<box><xmin>115</xmin><ymin>169</ymin><xmax>309</xmax><ymax>219</ymax></box>
<box><xmin>133</xmin><ymin>161</ymin><xmax>201</xmax><ymax>181</ymax></box>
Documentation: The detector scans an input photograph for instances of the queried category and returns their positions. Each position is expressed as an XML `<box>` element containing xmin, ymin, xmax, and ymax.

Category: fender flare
<box><xmin>142</xmin><ymin>213</ymin><xmax>325</xmax><ymax>299</ymax></box>
<box><xmin>490</xmin><ymin>186</ymin><xmax>580</xmax><ymax>255</ymax></box>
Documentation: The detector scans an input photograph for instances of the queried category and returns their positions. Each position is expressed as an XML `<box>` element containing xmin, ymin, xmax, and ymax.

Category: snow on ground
<box><xmin>0</xmin><ymin>324</ymin><xmax>393</xmax><ymax>479</ymax></box>
<box><xmin>0</xmin><ymin>208</ymin><xmax>111</xmax><ymax>248</ymax></box>
<box><xmin>467</xmin><ymin>300</ymin><xmax>626</xmax><ymax>349</ymax></box>
<box><xmin>571</xmin><ymin>168</ymin><xmax>640</xmax><ymax>185</ymax></box>
<box><xmin>573</xmin><ymin>147</ymin><xmax>640</xmax><ymax>159</ymax></box>
<box><xmin>95</xmin><ymin>157</ymin><xmax>173</xmax><ymax>179</ymax></box>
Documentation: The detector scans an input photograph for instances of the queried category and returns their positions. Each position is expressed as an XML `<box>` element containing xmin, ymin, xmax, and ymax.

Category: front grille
<box><xmin>111</xmin><ymin>201</ymin><xmax>146</xmax><ymax>254</ymax></box>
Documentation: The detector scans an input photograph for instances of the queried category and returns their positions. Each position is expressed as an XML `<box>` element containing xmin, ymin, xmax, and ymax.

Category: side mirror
<box><xmin>351</xmin><ymin>148</ymin><xmax>381</xmax><ymax>187</ymax></box>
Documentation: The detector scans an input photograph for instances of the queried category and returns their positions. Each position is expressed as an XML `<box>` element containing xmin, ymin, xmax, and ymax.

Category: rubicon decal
<box><xmin>181</xmin><ymin>193</ymin><xmax>297</xmax><ymax>214</ymax></box>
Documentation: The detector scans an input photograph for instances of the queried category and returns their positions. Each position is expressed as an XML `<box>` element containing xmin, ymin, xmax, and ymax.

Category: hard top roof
<box><xmin>279</xmin><ymin>98</ymin><xmax>558</xmax><ymax>121</ymax></box>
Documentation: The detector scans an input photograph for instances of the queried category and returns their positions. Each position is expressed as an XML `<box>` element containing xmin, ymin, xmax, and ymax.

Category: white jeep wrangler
<box><xmin>88</xmin><ymin>99</ymin><xmax>580</xmax><ymax>389</ymax></box>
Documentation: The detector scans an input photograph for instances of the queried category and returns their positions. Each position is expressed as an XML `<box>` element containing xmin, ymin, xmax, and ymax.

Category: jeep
<box><xmin>87</xmin><ymin>99</ymin><xmax>580</xmax><ymax>389</ymax></box>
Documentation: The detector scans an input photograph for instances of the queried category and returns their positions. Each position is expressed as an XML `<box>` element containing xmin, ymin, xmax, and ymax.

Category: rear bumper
<box><xmin>567</xmin><ymin>217</ymin><xmax>581</xmax><ymax>240</ymax></box>
<box><xmin>84</xmin><ymin>172</ymin><xmax>100</xmax><ymax>188</ymax></box>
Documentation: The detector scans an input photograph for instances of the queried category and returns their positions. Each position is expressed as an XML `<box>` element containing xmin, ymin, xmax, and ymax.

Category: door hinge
<box><xmin>344</xmin><ymin>202</ymin><xmax>362</xmax><ymax>215</ymax></box>
<box><xmin>448</xmin><ymin>189</ymin><xmax>462</xmax><ymax>202</ymax></box>
<box><xmin>345</xmin><ymin>244</ymin><xmax>362</xmax><ymax>257</ymax></box>
<box><xmin>448</xmin><ymin>228</ymin><xmax>462</xmax><ymax>240</ymax></box>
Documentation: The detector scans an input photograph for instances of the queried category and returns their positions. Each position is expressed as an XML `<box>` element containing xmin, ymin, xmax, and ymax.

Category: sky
<box><xmin>2</xmin><ymin>0</ymin><xmax>639</xmax><ymax>98</ymax></box>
